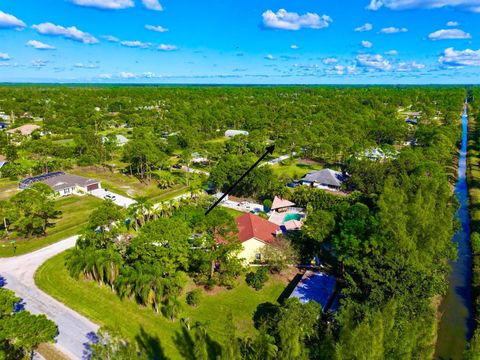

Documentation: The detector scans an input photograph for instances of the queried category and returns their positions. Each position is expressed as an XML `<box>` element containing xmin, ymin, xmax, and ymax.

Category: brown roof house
<box><xmin>235</xmin><ymin>213</ymin><xmax>280</xmax><ymax>263</ymax></box>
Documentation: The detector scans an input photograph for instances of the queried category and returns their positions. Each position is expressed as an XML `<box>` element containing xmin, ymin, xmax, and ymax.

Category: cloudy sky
<box><xmin>1</xmin><ymin>0</ymin><xmax>480</xmax><ymax>83</ymax></box>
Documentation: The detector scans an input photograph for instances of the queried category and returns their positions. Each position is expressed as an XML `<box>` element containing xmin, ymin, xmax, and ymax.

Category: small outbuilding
<box><xmin>224</xmin><ymin>129</ymin><xmax>249</xmax><ymax>138</ymax></box>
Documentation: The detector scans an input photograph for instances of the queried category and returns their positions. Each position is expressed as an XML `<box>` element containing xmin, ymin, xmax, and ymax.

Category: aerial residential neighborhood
<box><xmin>0</xmin><ymin>1</ymin><xmax>479</xmax><ymax>360</ymax></box>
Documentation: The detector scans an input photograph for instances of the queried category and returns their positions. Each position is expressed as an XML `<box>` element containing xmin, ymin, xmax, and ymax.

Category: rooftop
<box><xmin>236</xmin><ymin>213</ymin><xmax>280</xmax><ymax>244</ymax></box>
<box><xmin>302</xmin><ymin>169</ymin><xmax>345</xmax><ymax>187</ymax></box>
<box><xmin>271</xmin><ymin>196</ymin><xmax>295</xmax><ymax>210</ymax></box>
<box><xmin>6</xmin><ymin>124</ymin><xmax>40</xmax><ymax>136</ymax></box>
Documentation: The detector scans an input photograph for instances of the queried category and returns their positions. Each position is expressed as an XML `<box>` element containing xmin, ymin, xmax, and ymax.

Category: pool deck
<box><xmin>268</xmin><ymin>210</ymin><xmax>305</xmax><ymax>226</ymax></box>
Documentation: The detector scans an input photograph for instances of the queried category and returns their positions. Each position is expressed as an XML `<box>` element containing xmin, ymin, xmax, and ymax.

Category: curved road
<box><xmin>0</xmin><ymin>236</ymin><xmax>98</xmax><ymax>360</ymax></box>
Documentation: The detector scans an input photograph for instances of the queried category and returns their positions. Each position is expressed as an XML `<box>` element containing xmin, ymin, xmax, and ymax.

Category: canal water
<box><xmin>435</xmin><ymin>103</ymin><xmax>474</xmax><ymax>359</ymax></box>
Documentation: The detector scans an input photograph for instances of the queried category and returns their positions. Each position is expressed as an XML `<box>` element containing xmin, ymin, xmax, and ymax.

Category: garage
<box><xmin>86</xmin><ymin>183</ymin><xmax>100</xmax><ymax>192</ymax></box>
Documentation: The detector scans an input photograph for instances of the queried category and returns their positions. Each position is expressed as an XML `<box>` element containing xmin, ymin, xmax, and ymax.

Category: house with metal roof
<box><xmin>300</xmin><ymin>169</ymin><xmax>346</xmax><ymax>191</ymax></box>
<box><xmin>19</xmin><ymin>172</ymin><xmax>101</xmax><ymax>197</ymax></box>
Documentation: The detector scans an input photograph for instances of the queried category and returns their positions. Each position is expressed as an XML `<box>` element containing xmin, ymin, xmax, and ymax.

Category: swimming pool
<box><xmin>283</xmin><ymin>213</ymin><xmax>302</xmax><ymax>223</ymax></box>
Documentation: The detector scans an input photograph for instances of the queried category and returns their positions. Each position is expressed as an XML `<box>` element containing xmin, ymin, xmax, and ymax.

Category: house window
<box><xmin>255</xmin><ymin>253</ymin><xmax>261</xmax><ymax>261</ymax></box>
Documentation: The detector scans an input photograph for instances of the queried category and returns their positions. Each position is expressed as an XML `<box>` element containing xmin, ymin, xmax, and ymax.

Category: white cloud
<box><xmin>262</xmin><ymin>9</ymin><xmax>332</xmax><ymax>30</ymax></box>
<box><xmin>290</xmin><ymin>44</ymin><xmax>299</xmax><ymax>49</ymax></box>
<box><xmin>428</xmin><ymin>29</ymin><xmax>472</xmax><ymax>40</ymax></box>
<box><xmin>145</xmin><ymin>24</ymin><xmax>168</xmax><ymax>32</ymax></box>
<box><xmin>361</xmin><ymin>40</ymin><xmax>373</xmax><ymax>48</ymax></box>
<box><xmin>120</xmin><ymin>40</ymin><xmax>151</xmax><ymax>48</ymax></box>
<box><xmin>439</xmin><ymin>47</ymin><xmax>480</xmax><ymax>67</ymax></box>
<box><xmin>0</xmin><ymin>10</ymin><xmax>26</xmax><ymax>29</ymax></box>
<box><xmin>396</xmin><ymin>61</ymin><xmax>425</xmax><ymax>71</ymax></box>
<box><xmin>366</xmin><ymin>0</ymin><xmax>383</xmax><ymax>10</ymax></box>
<box><xmin>70</xmin><ymin>0</ymin><xmax>134</xmax><ymax>10</ymax></box>
<box><xmin>356</xmin><ymin>54</ymin><xmax>393</xmax><ymax>71</ymax></box>
<box><xmin>366</xmin><ymin>0</ymin><xmax>480</xmax><ymax>13</ymax></box>
<box><xmin>119</xmin><ymin>71</ymin><xmax>137</xmax><ymax>78</ymax></box>
<box><xmin>31</xmin><ymin>59</ymin><xmax>48</xmax><ymax>68</ymax></box>
<box><xmin>26</xmin><ymin>40</ymin><xmax>56</xmax><ymax>50</ymax></box>
<box><xmin>0</xmin><ymin>52</ymin><xmax>10</xmax><ymax>60</ymax></box>
<box><xmin>355</xmin><ymin>23</ymin><xmax>373</xmax><ymax>32</ymax></box>
<box><xmin>385</xmin><ymin>50</ymin><xmax>398</xmax><ymax>55</ymax></box>
<box><xmin>142</xmin><ymin>71</ymin><xmax>159</xmax><ymax>78</ymax></box>
<box><xmin>380</xmin><ymin>27</ymin><xmax>408</xmax><ymax>34</ymax></box>
<box><xmin>74</xmin><ymin>63</ymin><xmax>98</xmax><ymax>68</ymax></box>
<box><xmin>157</xmin><ymin>44</ymin><xmax>177</xmax><ymax>51</ymax></box>
<box><xmin>101</xmin><ymin>35</ymin><xmax>119</xmax><ymax>42</ymax></box>
<box><xmin>98</xmin><ymin>73</ymin><xmax>112</xmax><ymax>79</ymax></box>
<box><xmin>142</xmin><ymin>0</ymin><xmax>163</xmax><ymax>11</ymax></box>
<box><xmin>323</xmin><ymin>57</ymin><xmax>338</xmax><ymax>64</ymax></box>
<box><xmin>32</xmin><ymin>23</ymin><xmax>99</xmax><ymax>44</ymax></box>
<box><xmin>265</xmin><ymin>54</ymin><xmax>275</xmax><ymax>60</ymax></box>
<box><xmin>447</xmin><ymin>21</ymin><xmax>460</xmax><ymax>26</ymax></box>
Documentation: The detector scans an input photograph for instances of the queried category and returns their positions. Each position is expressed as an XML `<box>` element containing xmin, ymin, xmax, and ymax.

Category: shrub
<box><xmin>263</xmin><ymin>199</ymin><xmax>272</xmax><ymax>212</ymax></box>
<box><xmin>246</xmin><ymin>267</ymin><xmax>269</xmax><ymax>290</ymax></box>
<box><xmin>186</xmin><ymin>289</ymin><xmax>202</xmax><ymax>307</ymax></box>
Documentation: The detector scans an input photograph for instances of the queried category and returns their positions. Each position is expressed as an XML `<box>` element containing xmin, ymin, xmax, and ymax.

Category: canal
<box><xmin>435</xmin><ymin>102</ymin><xmax>475</xmax><ymax>359</ymax></box>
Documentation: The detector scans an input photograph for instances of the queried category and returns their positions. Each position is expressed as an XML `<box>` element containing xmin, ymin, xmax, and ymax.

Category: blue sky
<box><xmin>0</xmin><ymin>0</ymin><xmax>480</xmax><ymax>83</ymax></box>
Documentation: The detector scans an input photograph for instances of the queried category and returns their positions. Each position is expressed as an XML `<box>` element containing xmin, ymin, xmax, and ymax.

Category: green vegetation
<box><xmin>0</xmin><ymin>86</ymin><xmax>468</xmax><ymax>358</ymax></box>
<box><xmin>467</xmin><ymin>89</ymin><xmax>480</xmax><ymax>350</ymax></box>
<box><xmin>35</xmin><ymin>251</ymin><xmax>287</xmax><ymax>359</ymax></box>
<box><xmin>0</xmin><ymin>195</ymin><xmax>102</xmax><ymax>257</ymax></box>
<box><xmin>0</xmin><ymin>178</ymin><xmax>18</xmax><ymax>201</ymax></box>
<box><xmin>0</xmin><ymin>288</ymin><xmax>57</xmax><ymax>359</ymax></box>
<box><xmin>246</xmin><ymin>268</ymin><xmax>269</xmax><ymax>290</ymax></box>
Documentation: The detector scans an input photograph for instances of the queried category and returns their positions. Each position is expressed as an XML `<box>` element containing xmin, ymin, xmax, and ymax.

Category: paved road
<box><xmin>0</xmin><ymin>236</ymin><xmax>99</xmax><ymax>360</ymax></box>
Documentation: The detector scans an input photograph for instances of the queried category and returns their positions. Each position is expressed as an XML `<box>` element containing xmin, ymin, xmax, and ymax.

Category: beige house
<box><xmin>235</xmin><ymin>213</ymin><xmax>280</xmax><ymax>263</ymax></box>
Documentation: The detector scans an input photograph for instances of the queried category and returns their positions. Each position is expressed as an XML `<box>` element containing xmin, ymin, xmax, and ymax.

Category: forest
<box><xmin>0</xmin><ymin>86</ymin><xmax>471</xmax><ymax>359</ymax></box>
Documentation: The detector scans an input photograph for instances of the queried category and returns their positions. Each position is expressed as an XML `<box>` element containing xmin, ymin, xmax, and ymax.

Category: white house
<box><xmin>19</xmin><ymin>172</ymin><xmax>101</xmax><ymax>197</ymax></box>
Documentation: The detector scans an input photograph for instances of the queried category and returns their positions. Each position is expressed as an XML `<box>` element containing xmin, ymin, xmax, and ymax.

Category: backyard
<box><xmin>0</xmin><ymin>195</ymin><xmax>102</xmax><ymax>257</ymax></box>
<box><xmin>35</xmin><ymin>252</ymin><xmax>290</xmax><ymax>359</ymax></box>
<box><xmin>270</xmin><ymin>159</ymin><xmax>323</xmax><ymax>180</ymax></box>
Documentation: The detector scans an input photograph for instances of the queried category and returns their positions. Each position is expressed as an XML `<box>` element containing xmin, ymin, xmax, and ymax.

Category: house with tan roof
<box><xmin>7</xmin><ymin>124</ymin><xmax>41</xmax><ymax>137</ymax></box>
<box><xmin>235</xmin><ymin>213</ymin><xmax>281</xmax><ymax>263</ymax></box>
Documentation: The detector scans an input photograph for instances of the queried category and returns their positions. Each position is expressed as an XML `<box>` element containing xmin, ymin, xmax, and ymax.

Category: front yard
<box><xmin>35</xmin><ymin>252</ymin><xmax>292</xmax><ymax>359</ymax></box>
<box><xmin>0</xmin><ymin>195</ymin><xmax>102</xmax><ymax>257</ymax></box>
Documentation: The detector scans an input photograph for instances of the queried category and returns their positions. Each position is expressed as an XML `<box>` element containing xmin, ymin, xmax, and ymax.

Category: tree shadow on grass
<box><xmin>173</xmin><ymin>322</ymin><xmax>221</xmax><ymax>360</ymax></box>
<box><xmin>135</xmin><ymin>327</ymin><xmax>167</xmax><ymax>360</ymax></box>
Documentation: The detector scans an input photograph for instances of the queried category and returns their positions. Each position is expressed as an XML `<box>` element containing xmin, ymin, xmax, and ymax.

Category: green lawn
<box><xmin>0</xmin><ymin>195</ymin><xmax>102</xmax><ymax>257</ymax></box>
<box><xmin>0</xmin><ymin>178</ymin><xmax>18</xmax><ymax>200</ymax></box>
<box><xmin>223</xmin><ymin>207</ymin><xmax>245</xmax><ymax>218</ymax></box>
<box><xmin>35</xmin><ymin>252</ymin><xmax>288</xmax><ymax>359</ymax></box>
<box><xmin>270</xmin><ymin>160</ymin><xmax>323</xmax><ymax>180</ymax></box>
